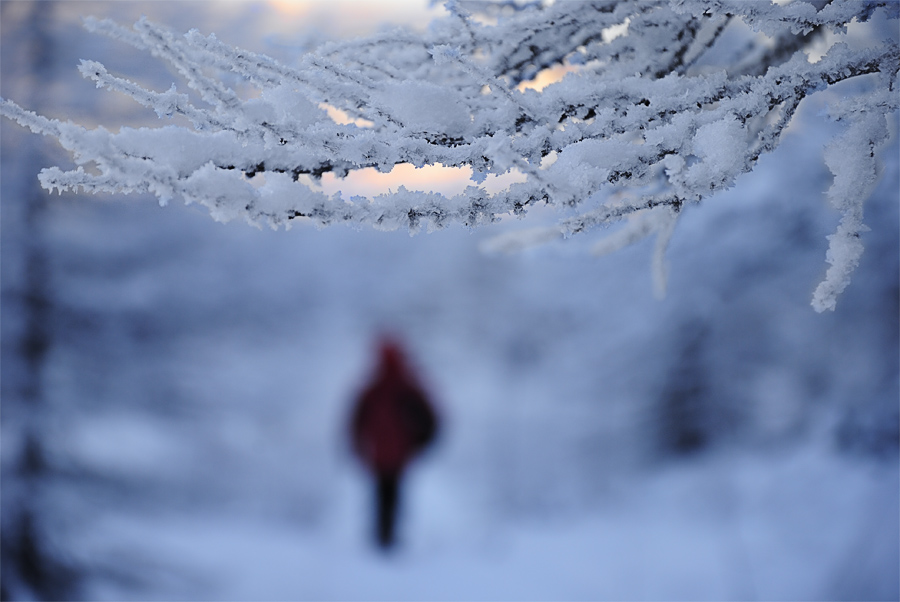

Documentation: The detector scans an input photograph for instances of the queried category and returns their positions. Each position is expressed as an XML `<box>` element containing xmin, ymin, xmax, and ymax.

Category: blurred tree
<box><xmin>657</xmin><ymin>320</ymin><xmax>713</xmax><ymax>456</ymax></box>
<box><xmin>0</xmin><ymin>3</ymin><xmax>81</xmax><ymax>600</ymax></box>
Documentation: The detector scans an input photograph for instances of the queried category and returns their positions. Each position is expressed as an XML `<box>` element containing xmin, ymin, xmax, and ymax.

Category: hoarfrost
<box><xmin>1</xmin><ymin>0</ymin><xmax>897</xmax><ymax>310</ymax></box>
<box><xmin>812</xmin><ymin>110</ymin><xmax>890</xmax><ymax>312</ymax></box>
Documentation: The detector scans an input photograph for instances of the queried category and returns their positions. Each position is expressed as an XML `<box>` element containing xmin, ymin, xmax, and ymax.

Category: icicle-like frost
<box><xmin>1</xmin><ymin>1</ymin><xmax>897</xmax><ymax>309</ymax></box>
<box><xmin>651</xmin><ymin>207</ymin><xmax>679</xmax><ymax>299</ymax></box>
<box><xmin>811</xmin><ymin>111</ymin><xmax>888</xmax><ymax>312</ymax></box>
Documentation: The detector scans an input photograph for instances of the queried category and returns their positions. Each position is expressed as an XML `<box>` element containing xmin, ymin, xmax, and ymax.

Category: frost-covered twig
<box><xmin>1</xmin><ymin>0</ymin><xmax>897</xmax><ymax>310</ymax></box>
<box><xmin>811</xmin><ymin>108</ymin><xmax>891</xmax><ymax>312</ymax></box>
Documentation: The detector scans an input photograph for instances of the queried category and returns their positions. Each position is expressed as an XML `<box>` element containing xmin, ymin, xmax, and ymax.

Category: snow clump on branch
<box><xmin>1</xmin><ymin>0</ymin><xmax>897</xmax><ymax>311</ymax></box>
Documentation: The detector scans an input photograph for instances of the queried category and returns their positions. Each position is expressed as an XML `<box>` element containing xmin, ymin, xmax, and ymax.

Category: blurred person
<box><xmin>350</xmin><ymin>337</ymin><xmax>438</xmax><ymax>549</ymax></box>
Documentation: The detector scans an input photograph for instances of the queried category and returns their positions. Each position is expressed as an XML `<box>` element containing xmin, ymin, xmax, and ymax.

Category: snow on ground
<box><xmin>75</xmin><ymin>441</ymin><xmax>897</xmax><ymax>601</ymax></box>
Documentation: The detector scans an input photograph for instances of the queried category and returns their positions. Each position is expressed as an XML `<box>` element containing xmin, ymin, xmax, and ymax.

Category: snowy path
<box><xmin>78</xmin><ymin>443</ymin><xmax>897</xmax><ymax>601</ymax></box>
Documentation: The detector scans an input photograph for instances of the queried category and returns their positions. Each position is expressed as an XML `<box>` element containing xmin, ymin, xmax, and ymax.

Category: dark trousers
<box><xmin>375</xmin><ymin>473</ymin><xmax>400</xmax><ymax>548</ymax></box>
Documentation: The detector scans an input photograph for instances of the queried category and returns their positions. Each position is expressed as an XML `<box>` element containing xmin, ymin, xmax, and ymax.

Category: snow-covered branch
<box><xmin>1</xmin><ymin>0</ymin><xmax>897</xmax><ymax>310</ymax></box>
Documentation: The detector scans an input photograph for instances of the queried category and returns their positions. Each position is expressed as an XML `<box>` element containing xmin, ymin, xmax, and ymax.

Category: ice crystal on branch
<box><xmin>1</xmin><ymin>0</ymin><xmax>897</xmax><ymax>310</ymax></box>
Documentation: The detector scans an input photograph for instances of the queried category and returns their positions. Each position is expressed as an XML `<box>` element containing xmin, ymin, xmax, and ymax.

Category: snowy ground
<box><xmin>1</xmin><ymin>2</ymin><xmax>898</xmax><ymax>601</ymax></box>
<box><xmin>76</xmin><ymin>442</ymin><xmax>897</xmax><ymax>601</ymax></box>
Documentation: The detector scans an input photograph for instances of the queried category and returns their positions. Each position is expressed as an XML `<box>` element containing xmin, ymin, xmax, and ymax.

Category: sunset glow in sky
<box><xmin>263</xmin><ymin>0</ymin><xmax>443</xmax><ymax>36</ymax></box>
<box><xmin>255</xmin><ymin>0</ymin><xmax>547</xmax><ymax>201</ymax></box>
<box><xmin>24</xmin><ymin>1</ymin><xmax>566</xmax><ymax>202</ymax></box>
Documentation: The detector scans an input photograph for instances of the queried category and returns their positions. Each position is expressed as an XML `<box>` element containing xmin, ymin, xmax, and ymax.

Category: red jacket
<box><xmin>351</xmin><ymin>340</ymin><xmax>438</xmax><ymax>476</ymax></box>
